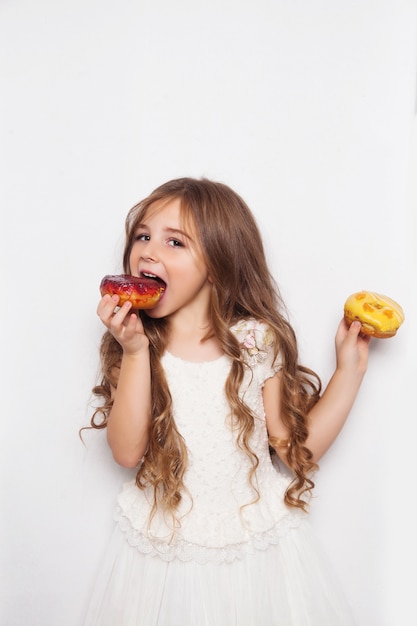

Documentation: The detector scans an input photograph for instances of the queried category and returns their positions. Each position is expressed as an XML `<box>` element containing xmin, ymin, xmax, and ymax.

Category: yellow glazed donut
<box><xmin>344</xmin><ymin>291</ymin><xmax>404</xmax><ymax>338</ymax></box>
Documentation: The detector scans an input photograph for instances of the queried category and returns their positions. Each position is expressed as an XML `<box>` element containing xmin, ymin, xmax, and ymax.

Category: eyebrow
<box><xmin>135</xmin><ymin>224</ymin><xmax>194</xmax><ymax>242</ymax></box>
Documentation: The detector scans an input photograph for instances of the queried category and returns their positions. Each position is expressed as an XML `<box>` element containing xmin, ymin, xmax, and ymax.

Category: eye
<box><xmin>168</xmin><ymin>238</ymin><xmax>184</xmax><ymax>247</ymax></box>
<box><xmin>134</xmin><ymin>233</ymin><xmax>150</xmax><ymax>242</ymax></box>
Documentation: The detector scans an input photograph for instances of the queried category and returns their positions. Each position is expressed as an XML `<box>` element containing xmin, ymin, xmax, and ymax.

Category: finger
<box><xmin>109</xmin><ymin>300</ymin><xmax>133</xmax><ymax>329</ymax></box>
<box><xmin>346</xmin><ymin>321</ymin><xmax>373</xmax><ymax>352</ymax></box>
<box><xmin>359</xmin><ymin>332</ymin><xmax>371</xmax><ymax>345</ymax></box>
<box><xmin>97</xmin><ymin>294</ymin><xmax>120</xmax><ymax>321</ymax></box>
<box><xmin>334</xmin><ymin>317</ymin><xmax>349</xmax><ymax>346</ymax></box>
<box><xmin>123</xmin><ymin>312</ymin><xmax>144</xmax><ymax>337</ymax></box>
<box><xmin>336</xmin><ymin>319</ymin><xmax>360</xmax><ymax>352</ymax></box>
<box><xmin>348</xmin><ymin>320</ymin><xmax>362</xmax><ymax>336</ymax></box>
<box><xmin>338</xmin><ymin>317</ymin><xmax>349</xmax><ymax>330</ymax></box>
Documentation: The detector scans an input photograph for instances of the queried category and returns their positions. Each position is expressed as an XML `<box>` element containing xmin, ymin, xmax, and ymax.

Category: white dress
<box><xmin>84</xmin><ymin>320</ymin><xmax>356</xmax><ymax>626</ymax></box>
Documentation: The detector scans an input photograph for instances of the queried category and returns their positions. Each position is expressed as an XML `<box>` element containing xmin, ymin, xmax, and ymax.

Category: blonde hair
<box><xmin>89</xmin><ymin>177</ymin><xmax>321</xmax><ymax>516</ymax></box>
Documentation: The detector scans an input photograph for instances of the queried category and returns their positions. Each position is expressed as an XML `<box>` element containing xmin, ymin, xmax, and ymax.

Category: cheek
<box><xmin>188</xmin><ymin>249</ymin><xmax>209</xmax><ymax>279</ymax></box>
<box><xmin>127</xmin><ymin>246</ymin><xmax>137</xmax><ymax>271</ymax></box>
<box><xmin>172</xmin><ymin>262</ymin><xmax>206</xmax><ymax>286</ymax></box>
<box><xmin>185</xmin><ymin>258</ymin><xmax>208</xmax><ymax>282</ymax></box>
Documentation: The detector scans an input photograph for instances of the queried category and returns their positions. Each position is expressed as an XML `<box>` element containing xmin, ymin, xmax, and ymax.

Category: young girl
<box><xmin>84</xmin><ymin>177</ymin><xmax>369</xmax><ymax>626</ymax></box>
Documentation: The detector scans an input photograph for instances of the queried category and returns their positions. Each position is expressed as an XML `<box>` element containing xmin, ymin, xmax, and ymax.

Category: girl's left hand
<box><xmin>334</xmin><ymin>318</ymin><xmax>371</xmax><ymax>377</ymax></box>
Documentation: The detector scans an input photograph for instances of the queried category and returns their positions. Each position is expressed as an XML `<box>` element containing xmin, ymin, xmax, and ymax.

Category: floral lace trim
<box><xmin>232</xmin><ymin>319</ymin><xmax>275</xmax><ymax>368</ymax></box>
<box><xmin>115</xmin><ymin>506</ymin><xmax>305</xmax><ymax>564</ymax></box>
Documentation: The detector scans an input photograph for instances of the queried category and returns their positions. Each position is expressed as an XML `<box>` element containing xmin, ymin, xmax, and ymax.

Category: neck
<box><xmin>166</xmin><ymin>319</ymin><xmax>223</xmax><ymax>362</ymax></box>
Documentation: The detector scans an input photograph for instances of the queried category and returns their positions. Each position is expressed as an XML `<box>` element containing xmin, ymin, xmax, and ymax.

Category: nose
<box><xmin>140</xmin><ymin>239</ymin><xmax>159</xmax><ymax>263</ymax></box>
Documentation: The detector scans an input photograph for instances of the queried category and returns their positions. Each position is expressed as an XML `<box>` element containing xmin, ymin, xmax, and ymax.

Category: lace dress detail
<box><xmin>84</xmin><ymin>319</ymin><xmax>356</xmax><ymax>625</ymax></box>
<box><xmin>115</xmin><ymin>319</ymin><xmax>305</xmax><ymax>564</ymax></box>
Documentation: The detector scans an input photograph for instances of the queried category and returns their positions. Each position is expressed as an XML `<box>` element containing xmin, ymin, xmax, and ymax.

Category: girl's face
<box><xmin>129</xmin><ymin>197</ymin><xmax>212</xmax><ymax>321</ymax></box>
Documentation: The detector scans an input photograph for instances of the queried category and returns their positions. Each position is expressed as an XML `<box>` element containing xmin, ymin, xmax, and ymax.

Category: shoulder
<box><xmin>230</xmin><ymin>318</ymin><xmax>276</xmax><ymax>367</ymax></box>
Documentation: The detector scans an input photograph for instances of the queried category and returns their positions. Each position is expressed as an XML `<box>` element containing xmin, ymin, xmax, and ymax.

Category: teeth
<box><xmin>143</xmin><ymin>272</ymin><xmax>157</xmax><ymax>279</ymax></box>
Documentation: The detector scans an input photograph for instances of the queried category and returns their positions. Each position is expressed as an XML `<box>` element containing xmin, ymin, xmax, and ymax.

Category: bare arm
<box><xmin>305</xmin><ymin>320</ymin><xmax>369</xmax><ymax>461</ymax></box>
<box><xmin>97</xmin><ymin>295</ymin><xmax>152</xmax><ymax>467</ymax></box>
<box><xmin>264</xmin><ymin>319</ymin><xmax>370</xmax><ymax>465</ymax></box>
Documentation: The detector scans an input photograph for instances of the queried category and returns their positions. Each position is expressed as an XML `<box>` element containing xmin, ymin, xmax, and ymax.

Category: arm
<box><xmin>97</xmin><ymin>295</ymin><xmax>152</xmax><ymax>467</ymax></box>
<box><xmin>263</xmin><ymin>372</ymin><xmax>290</xmax><ymax>466</ymax></box>
<box><xmin>305</xmin><ymin>319</ymin><xmax>369</xmax><ymax>461</ymax></box>
<box><xmin>264</xmin><ymin>319</ymin><xmax>370</xmax><ymax>465</ymax></box>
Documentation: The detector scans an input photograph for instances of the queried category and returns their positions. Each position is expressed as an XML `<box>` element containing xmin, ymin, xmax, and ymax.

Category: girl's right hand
<box><xmin>97</xmin><ymin>294</ymin><xmax>149</xmax><ymax>355</ymax></box>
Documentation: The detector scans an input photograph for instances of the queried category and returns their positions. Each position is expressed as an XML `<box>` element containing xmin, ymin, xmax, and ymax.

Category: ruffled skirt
<box><xmin>83</xmin><ymin>518</ymin><xmax>356</xmax><ymax>626</ymax></box>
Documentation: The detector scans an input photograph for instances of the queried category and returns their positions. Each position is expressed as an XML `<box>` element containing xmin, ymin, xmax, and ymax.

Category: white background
<box><xmin>1</xmin><ymin>1</ymin><xmax>416</xmax><ymax>625</ymax></box>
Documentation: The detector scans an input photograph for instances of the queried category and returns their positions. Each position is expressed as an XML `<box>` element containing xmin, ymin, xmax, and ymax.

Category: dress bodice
<box><xmin>116</xmin><ymin>320</ymin><xmax>305</xmax><ymax>563</ymax></box>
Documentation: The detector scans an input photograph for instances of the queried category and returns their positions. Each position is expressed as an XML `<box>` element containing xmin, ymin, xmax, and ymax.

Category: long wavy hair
<box><xmin>89</xmin><ymin>177</ymin><xmax>322</xmax><ymax>517</ymax></box>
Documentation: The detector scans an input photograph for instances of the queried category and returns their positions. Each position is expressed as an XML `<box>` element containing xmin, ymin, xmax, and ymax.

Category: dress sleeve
<box><xmin>231</xmin><ymin>319</ymin><xmax>282</xmax><ymax>385</ymax></box>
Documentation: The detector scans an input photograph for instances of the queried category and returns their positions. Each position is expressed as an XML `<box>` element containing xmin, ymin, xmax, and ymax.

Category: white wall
<box><xmin>1</xmin><ymin>1</ymin><xmax>416</xmax><ymax>625</ymax></box>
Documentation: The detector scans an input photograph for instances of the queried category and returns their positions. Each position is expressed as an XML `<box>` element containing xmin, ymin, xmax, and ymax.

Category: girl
<box><xmin>84</xmin><ymin>177</ymin><xmax>369</xmax><ymax>625</ymax></box>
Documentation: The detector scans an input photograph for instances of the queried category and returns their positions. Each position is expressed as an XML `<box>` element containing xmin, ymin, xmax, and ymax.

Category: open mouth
<box><xmin>141</xmin><ymin>271</ymin><xmax>167</xmax><ymax>292</ymax></box>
